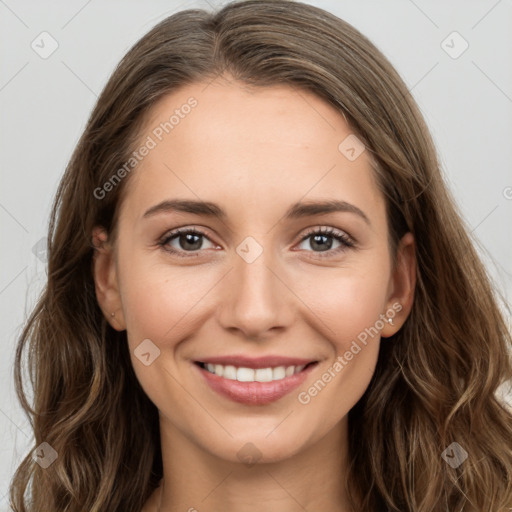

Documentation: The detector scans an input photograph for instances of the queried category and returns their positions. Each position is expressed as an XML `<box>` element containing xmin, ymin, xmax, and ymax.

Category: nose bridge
<box><xmin>217</xmin><ymin>235</ymin><xmax>292</xmax><ymax>338</ymax></box>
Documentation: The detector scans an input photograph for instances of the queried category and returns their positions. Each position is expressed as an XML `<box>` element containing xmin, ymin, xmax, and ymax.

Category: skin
<box><xmin>92</xmin><ymin>75</ymin><xmax>416</xmax><ymax>512</ymax></box>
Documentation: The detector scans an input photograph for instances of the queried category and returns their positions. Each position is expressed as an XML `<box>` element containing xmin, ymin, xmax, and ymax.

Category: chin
<box><xmin>205</xmin><ymin>430</ymin><xmax>313</xmax><ymax>466</ymax></box>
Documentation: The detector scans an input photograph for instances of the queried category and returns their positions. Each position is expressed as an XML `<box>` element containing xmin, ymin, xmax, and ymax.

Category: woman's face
<box><xmin>93</xmin><ymin>76</ymin><xmax>415</xmax><ymax>464</ymax></box>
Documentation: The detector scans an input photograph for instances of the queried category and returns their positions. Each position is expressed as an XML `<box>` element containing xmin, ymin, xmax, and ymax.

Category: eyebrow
<box><xmin>142</xmin><ymin>198</ymin><xmax>371</xmax><ymax>225</ymax></box>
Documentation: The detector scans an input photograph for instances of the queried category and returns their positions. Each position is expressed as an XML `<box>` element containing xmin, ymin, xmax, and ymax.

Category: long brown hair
<box><xmin>10</xmin><ymin>1</ymin><xmax>512</xmax><ymax>510</ymax></box>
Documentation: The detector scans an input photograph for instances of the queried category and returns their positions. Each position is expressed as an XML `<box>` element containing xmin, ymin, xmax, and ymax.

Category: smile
<box><xmin>193</xmin><ymin>358</ymin><xmax>319</xmax><ymax>405</ymax></box>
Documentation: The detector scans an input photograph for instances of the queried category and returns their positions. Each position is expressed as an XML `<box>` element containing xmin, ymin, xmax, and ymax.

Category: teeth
<box><xmin>215</xmin><ymin>364</ymin><xmax>224</xmax><ymax>377</ymax></box>
<box><xmin>272</xmin><ymin>366</ymin><xmax>286</xmax><ymax>380</ymax></box>
<box><xmin>202</xmin><ymin>363</ymin><xmax>308</xmax><ymax>381</ymax></box>
<box><xmin>237</xmin><ymin>367</ymin><xmax>254</xmax><ymax>382</ymax></box>
<box><xmin>255</xmin><ymin>368</ymin><xmax>273</xmax><ymax>382</ymax></box>
<box><xmin>223</xmin><ymin>365</ymin><xmax>237</xmax><ymax>380</ymax></box>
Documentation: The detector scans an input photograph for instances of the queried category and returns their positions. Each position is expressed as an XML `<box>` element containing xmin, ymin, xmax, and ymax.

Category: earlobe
<box><xmin>381</xmin><ymin>232</ymin><xmax>416</xmax><ymax>338</ymax></box>
<box><xmin>91</xmin><ymin>226</ymin><xmax>126</xmax><ymax>331</ymax></box>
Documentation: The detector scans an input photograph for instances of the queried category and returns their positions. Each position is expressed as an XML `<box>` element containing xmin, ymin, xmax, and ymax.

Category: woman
<box><xmin>10</xmin><ymin>0</ymin><xmax>512</xmax><ymax>510</ymax></box>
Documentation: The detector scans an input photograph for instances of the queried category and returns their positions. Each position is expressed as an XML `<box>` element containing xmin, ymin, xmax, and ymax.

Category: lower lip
<box><xmin>194</xmin><ymin>362</ymin><xmax>318</xmax><ymax>405</ymax></box>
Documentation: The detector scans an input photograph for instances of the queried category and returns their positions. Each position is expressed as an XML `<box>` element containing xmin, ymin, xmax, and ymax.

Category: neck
<box><xmin>151</xmin><ymin>415</ymin><xmax>354</xmax><ymax>512</ymax></box>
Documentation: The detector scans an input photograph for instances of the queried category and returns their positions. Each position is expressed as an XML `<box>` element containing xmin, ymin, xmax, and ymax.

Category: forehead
<box><xmin>119</xmin><ymin>78</ymin><xmax>384</xmax><ymax>226</ymax></box>
<box><xmin>143</xmin><ymin>78</ymin><xmax>354</xmax><ymax>158</ymax></box>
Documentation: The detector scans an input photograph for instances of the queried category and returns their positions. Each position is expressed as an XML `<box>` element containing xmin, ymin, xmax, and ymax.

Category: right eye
<box><xmin>158</xmin><ymin>227</ymin><xmax>217</xmax><ymax>257</ymax></box>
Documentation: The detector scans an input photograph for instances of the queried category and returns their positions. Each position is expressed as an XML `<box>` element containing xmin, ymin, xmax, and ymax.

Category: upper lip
<box><xmin>196</xmin><ymin>355</ymin><xmax>317</xmax><ymax>369</ymax></box>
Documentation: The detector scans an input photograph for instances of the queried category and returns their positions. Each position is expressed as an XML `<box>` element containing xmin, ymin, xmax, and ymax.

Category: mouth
<box><xmin>193</xmin><ymin>359</ymin><xmax>319</xmax><ymax>405</ymax></box>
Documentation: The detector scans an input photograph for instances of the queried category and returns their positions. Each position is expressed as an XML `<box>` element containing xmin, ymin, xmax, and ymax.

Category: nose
<box><xmin>216</xmin><ymin>246</ymin><xmax>295</xmax><ymax>340</ymax></box>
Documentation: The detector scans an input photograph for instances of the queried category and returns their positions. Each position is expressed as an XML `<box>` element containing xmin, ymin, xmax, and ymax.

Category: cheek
<box><xmin>291</xmin><ymin>259</ymin><xmax>391</xmax><ymax>346</ymax></box>
<box><xmin>290</xmin><ymin>260</ymin><xmax>389</xmax><ymax>401</ymax></box>
<box><xmin>292</xmin><ymin>275</ymin><xmax>387</xmax><ymax>431</ymax></box>
<box><xmin>118</xmin><ymin>251</ymin><xmax>220</xmax><ymax>345</ymax></box>
<box><xmin>117</xmin><ymin>254</ymin><xmax>215</xmax><ymax>422</ymax></box>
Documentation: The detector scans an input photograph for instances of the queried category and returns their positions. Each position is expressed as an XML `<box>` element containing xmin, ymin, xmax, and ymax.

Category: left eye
<box><xmin>296</xmin><ymin>227</ymin><xmax>354</xmax><ymax>255</ymax></box>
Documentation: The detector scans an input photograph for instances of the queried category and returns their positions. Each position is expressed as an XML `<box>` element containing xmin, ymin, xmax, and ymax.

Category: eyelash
<box><xmin>157</xmin><ymin>226</ymin><xmax>355</xmax><ymax>259</ymax></box>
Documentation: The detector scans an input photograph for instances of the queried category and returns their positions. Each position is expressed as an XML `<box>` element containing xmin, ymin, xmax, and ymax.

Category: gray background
<box><xmin>1</xmin><ymin>0</ymin><xmax>511</xmax><ymax>508</ymax></box>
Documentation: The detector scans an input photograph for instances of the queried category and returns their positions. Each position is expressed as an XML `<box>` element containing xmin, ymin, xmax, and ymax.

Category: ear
<box><xmin>91</xmin><ymin>226</ymin><xmax>126</xmax><ymax>331</ymax></box>
<box><xmin>381</xmin><ymin>231</ymin><xmax>416</xmax><ymax>338</ymax></box>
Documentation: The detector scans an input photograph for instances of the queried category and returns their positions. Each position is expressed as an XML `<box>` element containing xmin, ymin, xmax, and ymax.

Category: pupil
<box><xmin>311</xmin><ymin>234</ymin><xmax>332</xmax><ymax>252</ymax></box>
<box><xmin>181</xmin><ymin>233</ymin><xmax>202</xmax><ymax>250</ymax></box>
